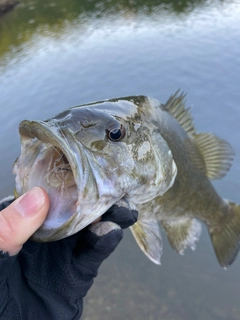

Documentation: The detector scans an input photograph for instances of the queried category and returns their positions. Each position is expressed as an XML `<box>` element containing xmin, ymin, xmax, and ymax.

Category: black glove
<box><xmin>0</xmin><ymin>199</ymin><xmax>138</xmax><ymax>320</ymax></box>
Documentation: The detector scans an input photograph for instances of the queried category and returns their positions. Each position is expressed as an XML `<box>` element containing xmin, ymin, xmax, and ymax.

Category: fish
<box><xmin>13</xmin><ymin>91</ymin><xmax>240</xmax><ymax>268</ymax></box>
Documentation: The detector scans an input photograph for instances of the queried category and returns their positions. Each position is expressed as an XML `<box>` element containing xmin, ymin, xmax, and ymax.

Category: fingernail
<box><xmin>14</xmin><ymin>187</ymin><xmax>46</xmax><ymax>217</ymax></box>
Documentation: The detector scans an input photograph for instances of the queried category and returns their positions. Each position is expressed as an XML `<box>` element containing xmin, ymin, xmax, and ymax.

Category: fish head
<box><xmin>13</xmin><ymin>96</ymin><xmax>177</xmax><ymax>241</ymax></box>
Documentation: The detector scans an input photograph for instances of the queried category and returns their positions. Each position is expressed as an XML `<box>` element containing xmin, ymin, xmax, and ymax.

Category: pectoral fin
<box><xmin>161</xmin><ymin>218</ymin><xmax>202</xmax><ymax>254</ymax></box>
<box><xmin>130</xmin><ymin>219</ymin><xmax>162</xmax><ymax>264</ymax></box>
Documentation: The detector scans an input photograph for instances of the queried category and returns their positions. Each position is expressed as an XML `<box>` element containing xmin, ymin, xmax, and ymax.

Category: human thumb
<box><xmin>0</xmin><ymin>187</ymin><xmax>49</xmax><ymax>255</ymax></box>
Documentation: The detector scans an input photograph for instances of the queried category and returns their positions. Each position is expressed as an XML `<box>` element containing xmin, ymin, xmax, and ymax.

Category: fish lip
<box><xmin>19</xmin><ymin>120</ymin><xmax>77</xmax><ymax>169</ymax></box>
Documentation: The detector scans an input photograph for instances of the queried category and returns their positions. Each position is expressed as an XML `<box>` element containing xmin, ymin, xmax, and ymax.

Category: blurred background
<box><xmin>0</xmin><ymin>0</ymin><xmax>240</xmax><ymax>319</ymax></box>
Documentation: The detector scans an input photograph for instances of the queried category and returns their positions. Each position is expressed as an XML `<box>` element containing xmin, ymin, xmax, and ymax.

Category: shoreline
<box><xmin>0</xmin><ymin>0</ymin><xmax>19</xmax><ymax>16</ymax></box>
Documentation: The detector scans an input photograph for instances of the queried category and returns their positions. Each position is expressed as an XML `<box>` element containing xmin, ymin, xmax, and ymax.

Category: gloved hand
<box><xmin>0</xmin><ymin>189</ymin><xmax>138</xmax><ymax>320</ymax></box>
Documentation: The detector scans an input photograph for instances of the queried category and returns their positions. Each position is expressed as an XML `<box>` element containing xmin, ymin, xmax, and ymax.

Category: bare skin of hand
<box><xmin>0</xmin><ymin>187</ymin><xmax>50</xmax><ymax>255</ymax></box>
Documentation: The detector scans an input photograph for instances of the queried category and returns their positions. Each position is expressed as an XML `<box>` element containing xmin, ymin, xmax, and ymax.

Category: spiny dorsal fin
<box><xmin>195</xmin><ymin>133</ymin><xmax>234</xmax><ymax>180</ymax></box>
<box><xmin>164</xmin><ymin>90</ymin><xmax>195</xmax><ymax>135</ymax></box>
<box><xmin>161</xmin><ymin>218</ymin><xmax>201</xmax><ymax>254</ymax></box>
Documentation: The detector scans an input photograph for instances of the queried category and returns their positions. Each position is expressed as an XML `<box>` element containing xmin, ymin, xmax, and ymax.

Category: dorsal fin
<box><xmin>164</xmin><ymin>90</ymin><xmax>195</xmax><ymax>135</ymax></box>
<box><xmin>195</xmin><ymin>133</ymin><xmax>235</xmax><ymax>180</ymax></box>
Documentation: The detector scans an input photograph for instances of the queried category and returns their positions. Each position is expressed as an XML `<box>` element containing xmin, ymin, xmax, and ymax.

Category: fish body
<box><xmin>13</xmin><ymin>92</ymin><xmax>240</xmax><ymax>268</ymax></box>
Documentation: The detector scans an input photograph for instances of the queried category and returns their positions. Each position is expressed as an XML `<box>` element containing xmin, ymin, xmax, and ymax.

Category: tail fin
<box><xmin>210</xmin><ymin>201</ymin><xmax>240</xmax><ymax>268</ymax></box>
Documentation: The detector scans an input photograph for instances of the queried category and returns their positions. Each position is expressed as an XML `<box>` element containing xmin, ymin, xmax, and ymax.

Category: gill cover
<box><xmin>128</xmin><ymin>131</ymin><xmax>177</xmax><ymax>264</ymax></box>
<box><xmin>127</xmin><ymin>130</ymin><xmax>177</xmax><ymax>204</ymax></box>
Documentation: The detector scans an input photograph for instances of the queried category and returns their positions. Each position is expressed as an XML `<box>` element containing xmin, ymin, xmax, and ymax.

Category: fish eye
<box><xmin>106</xmin><ymin>124</ymin><xmax>126</xmax><ymax>142</ymax></box>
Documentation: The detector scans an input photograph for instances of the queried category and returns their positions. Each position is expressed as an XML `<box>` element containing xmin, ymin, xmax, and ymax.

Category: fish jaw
<box><xmin>13</xmin><ymin>120</ymin><xmax>125</xmax><ymax>241</ymax></box>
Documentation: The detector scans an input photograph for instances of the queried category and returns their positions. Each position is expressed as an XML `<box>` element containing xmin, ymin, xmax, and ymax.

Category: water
<box><xmin>0</xmin><ymin>0</ymin><xmax>240</xmax><ymax>319</ymax></box>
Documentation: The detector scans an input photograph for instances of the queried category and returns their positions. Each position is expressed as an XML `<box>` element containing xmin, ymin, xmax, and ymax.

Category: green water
<box><xmin>0</xmin><ymin>1</ymin><xmax>240</xmax><ymax>319</ymax></box>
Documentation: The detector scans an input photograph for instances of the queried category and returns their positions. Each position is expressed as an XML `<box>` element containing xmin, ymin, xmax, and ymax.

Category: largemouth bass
<box><xmin>13</xmin><ymin>91</ymin><xmax>240</xmax><ymax>268</ymax></box>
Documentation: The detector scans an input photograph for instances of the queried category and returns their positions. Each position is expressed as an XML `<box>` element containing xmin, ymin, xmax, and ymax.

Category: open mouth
<box><xmin>14</xmin><ymin>120</ymin><xmax>79</xmax><ymax>235</ymax></box>
<box><xmin>40</xmin><ymin>144</ymin><xmax>78</xmax><ymax>230</ymax></box>
<box><xmin>45</xmin><ymin>146</ymin><xmax>74</xmax><ymax>193</ymax></box>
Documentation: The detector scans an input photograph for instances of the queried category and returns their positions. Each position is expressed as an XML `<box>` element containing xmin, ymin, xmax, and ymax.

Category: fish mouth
<box><xmin>14</xmin><ymin>120</ymin><xmax>88</xmax><ymax>241</ymax></box>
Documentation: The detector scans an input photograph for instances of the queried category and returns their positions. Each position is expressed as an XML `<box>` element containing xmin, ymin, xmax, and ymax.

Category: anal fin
<box><xmin>161</xmin><ymin>218</ymin><xmax>202</xmax><ymax>254</ymax></box>
<box><xmin>130</xmin><ymin>219</ymin><xmax>162</xmax><ymax>264</ymax></box>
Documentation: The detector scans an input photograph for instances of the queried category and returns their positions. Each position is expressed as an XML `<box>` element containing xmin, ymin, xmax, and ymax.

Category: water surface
<box><xmin>0</xmin><ymin>1</ymin><xmax>240</xmax><ymax>319</ymax></box>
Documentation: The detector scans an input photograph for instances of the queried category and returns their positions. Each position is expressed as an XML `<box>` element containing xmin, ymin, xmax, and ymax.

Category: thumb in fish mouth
<box><xmin>0</xmin><ymin>187</ymin><xmax>50</xmax><ymax>255</ymax></box>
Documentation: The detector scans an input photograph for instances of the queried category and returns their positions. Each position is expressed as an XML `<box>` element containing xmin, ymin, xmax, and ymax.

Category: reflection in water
<box><xmin>0</xmin><ymin>0</ymin><xmax>234</xmax><ymax>66</ymax></box>
<box><xmin>0</xmin><ymin>0</ymin><xmax>19</xmax><ymax>16</ymax></box>
<box><xmin>0</xmin><ymin>0</ymin><xmax>240</xmax><ymax>319</ymax></box>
